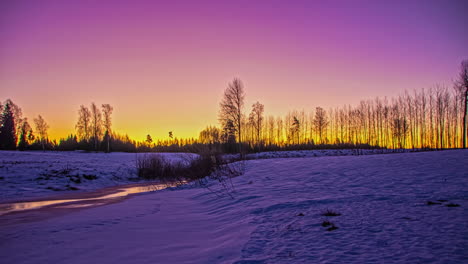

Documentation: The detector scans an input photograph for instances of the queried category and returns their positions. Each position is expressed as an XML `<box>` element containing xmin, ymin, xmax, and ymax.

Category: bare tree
<box><xmin>34</xmin><ymin>115</ymin><xmax>49</xmax><ymax>151</ymax></box>
<box><xmin>455</xmin><ymin>60</ymin><xmax>468</xmax><ymax>148</ymax></box>
<box><xmin>276</xmin><ymin>116</ymin><xmax>283</xmax><ymax>145</ymax></box>
<box><xmin>199</xmin><ymin>126</ymin><xmax>221</xmax><ymax>144</ymax></box>
<box><xmin>90</xmin><ymin>103</ymin><xmax>103</xmax><ymax>150</ymax></box>
<box><xmin>102</xmin><ymin>104</ymin><xmax>113</xmax><ymax>152</ymax></box>
<box><xmin>248</xmin><ymin>101</ymin><xmax>264</xmax><ymax>146</ymax></box>
<box><xmin>219</xmin><ymin>78</ymin><xmax>245</xmax><ymax>153</ymax></box>
<box><xmin>17</xmin><ymin>118</ymin><xmax>32</xmax><ymax>150</ymax></box>
<box><xmin>289</xmin><ymin>116</ymin><xmax>300</xmax><ymax>144</ymax></box>
<box><xmin>266</xmin><ymin>116</ymin><xmax>275</xmax><ymax>145</ymax></box>
<box><xmin>76</xmin><ymin>105</ymin><xmax>91</xmax><ymax>141</ymax></box>
<box><xmin>313</xmin><ymin>107</ymin><xmax>329</xmax><ymax>144</ymax></box>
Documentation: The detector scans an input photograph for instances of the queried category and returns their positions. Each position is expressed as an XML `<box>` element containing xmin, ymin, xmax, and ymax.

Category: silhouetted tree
<box><xmin>222</xmin><ymin>120</ymin><xmax>235</xmax><ymax>142</ymax></box>
<box><xmin>90</xmin><ymin>103</ymin><xmax>103</xmax><ymax>150</ymax></box>
<box><xmin>58</xmin><ymin>134</ymin><xmax>78</xmax><ymax>151</ymax></box>
<box><xmin>313</xmin><ymin>107</ymin><xmax>329</xmax><ymax>144</ymax></box>
<box><xmin>0</xmin><ymin>101</ymin><xmax>17</xmax><ymax>150</ymax></box>
<box><xmin>34</xmin><ymin>115</ymin><xmax>49</xmax><ymax>151</ymax></box>
<box><xmin>249</xmin><ymin>101</ymin><xmax>264</xmax><ymax>145</ymax></box>
<box><xmin>290</xmin><ymin>116</ymin><xmax>300</xmax><ymax>144</ymax></box>
<box><xmin>456</xmin><ymin>60</ymin><xmax>468</xmax><ymax>148</ymax></box>
<box><xmin>199</xmin><ymin>126</ymin><xmax>221</xmax><ymax>144</ymax></box>
<box><xmin>391</xmin><ymin>117</ymin><xmax>409</xmax><ymax>149</ymax></box>
<box><xmin>219</xmin><ymin>78</ymin><xmax>245</xmax><ymax>153</ymax></box>
<box><xmin>146</xmin><ymin>134</ymin><xmax>153</xmax><ymax>146</ymax></box>
<box><xmin>76</xmin><ymin>105</ymin><xmax>91</xmax><ymax>141</ymax></box>
<box><xmin>17</xmin><ymin>118</ymin><xmax>32</xmax><ymax>150</ymax></box>
<box><xmin>102</xmin><ymin>104</ymin><xmax>113</xmax><ymax>152</ymax></box>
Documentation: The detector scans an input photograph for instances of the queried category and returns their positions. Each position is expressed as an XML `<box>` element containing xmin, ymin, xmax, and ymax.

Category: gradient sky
<box><xmin>1</xmin><ymin>0</ymin><xmax>467</xmax><ymax>141</ymax></box>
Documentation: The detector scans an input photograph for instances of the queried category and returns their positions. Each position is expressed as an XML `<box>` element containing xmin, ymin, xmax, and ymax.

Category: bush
<box><xmin>136</xmin><ymin>153</ymin><xmax>244</xmax><ymax>198</ymax></box>
<box><xmin>321</xmin><ymin>209</ymin><xmax>341</xmax><ymax>217</ymax></box>
<box><xmin>136</xmin><ymin>153</ymin><xmax>231</xmax><ymax>182</ymax></box>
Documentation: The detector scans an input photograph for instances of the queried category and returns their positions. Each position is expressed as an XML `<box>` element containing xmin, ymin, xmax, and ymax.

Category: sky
<box><xmin>1</xmin><ymin>0</ymin><xmax>467</xmax><ymax>141</ymax></box>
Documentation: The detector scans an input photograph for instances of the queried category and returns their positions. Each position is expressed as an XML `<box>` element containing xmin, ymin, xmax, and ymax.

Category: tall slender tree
<box><xmin>456</xmin><ymin>60</ymin><xmax>468</xmax><ymax>148</ymax></box>
<box><xmin>90</xmin><ymin>103</ymin><xmax>103</xmax><ymax>151</ymax></box>
<box><xmin>249</xmin><ymin>101</ymin><xmax>264</xmax><ymax>146</ymax></box>
<box><xmin>76</xmin><ymin>105</ymin><xmax>91</xmax><ymax>141</ymax></box>
<box><xmin>219</xmin><ymin>78</ymin><xmax>245</xmax><ymax>154</ymax></box>
<box><xmin>102</xmin><ymin>104</ymin><xmax>113</xmax><ymax>152</ymax></box>
<box><xmin>290</xmin><ymin>116</ymin><xmax>300</xmax><ymax>144</ymax></box>
<box><xmin>17</xmin><ymin>118</ymin><xmax>32</xmax><ymax>150</ymax></box>
<box><xmin>33</xmin><ymin>115</ymin><xmax>49</xmax><ymax>151</ymax></box>
<box><xmin>313</xmin><ymin>107</ymin><xmax>329</xmax><ymax>144</ymax></box>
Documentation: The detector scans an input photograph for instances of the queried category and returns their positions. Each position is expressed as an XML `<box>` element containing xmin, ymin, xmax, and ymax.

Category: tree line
<box><xmin>0</xmin><ymin>99</ymin><xmax>50</xmax><ymax>151</ymax></box>
<box><xmin>203</xmin><ymin>60</ymin><xmax>468</xmax><ymax>152</ymax></box>
<box><xmin>1</xmin><ymin>60</ymin><xmax>467</xmax><ymax>153</ymax></box>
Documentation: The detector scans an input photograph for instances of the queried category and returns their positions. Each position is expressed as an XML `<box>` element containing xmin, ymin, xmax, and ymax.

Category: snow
<box><xmin>0</xmin><ymin>151</ymin><xmax>196</xmax><ymax>201</ymax></box>
<box><xmin>241</xmin><ymin>148</ymin><xmax>415</xmax><ymax>160</ymax></box>
<box><xmin>1</xmin><ymin>150</ymin><xmax>467</xmax><ymax>263</ymax></box>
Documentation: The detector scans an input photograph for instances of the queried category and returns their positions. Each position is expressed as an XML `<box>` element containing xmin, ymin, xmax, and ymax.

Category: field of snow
<box><xmin>0</xmin><ymin>150</ymin><xmax>467</xmax><ymax>263</ymax></box>
<box><xmin>0</xmin><ymin>149</ymin><xmax>412</xmax><ymax>201</ymax></box>
<box><xmin>239</xmin><ymin>148</ymin><xmax>419</xmax><ymax>160</ymax></box>
<box><xmin>0</xmin><ymin>151</ymin><xmax>196</xmax><ymax>201</ymax></box>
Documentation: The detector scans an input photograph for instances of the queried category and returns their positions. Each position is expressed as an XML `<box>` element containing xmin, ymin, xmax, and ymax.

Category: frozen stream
<box><xmin>0</xmin><ymin>182</ymin><xmax>179</xmax><ymax>220</ymax></box>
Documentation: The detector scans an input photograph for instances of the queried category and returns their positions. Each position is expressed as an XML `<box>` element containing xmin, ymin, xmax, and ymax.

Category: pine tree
<box><xmin>0</xmin><ymin>102</ymin><xmax>17</xmax><ymax>150</ymax></box>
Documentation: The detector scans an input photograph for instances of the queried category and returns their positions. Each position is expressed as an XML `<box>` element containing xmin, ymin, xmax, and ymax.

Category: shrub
<box><xmin>136</xmin><ymin>153</ymin><xmax>245</xmax><ymax>198</ymax></box>
<box><xmin>327</xmin><ymin>224</ymin><xmax>338</xmax><ymax>231</ymax></box>
<box><xmin>136</xmin><ymin>153</ymin><xmax>240</xmax><ymax>181</ymax></box>
<box><xmin>322</xmin><ymin>209</ymin><xmax>341</xmax><ymax>216</ymax></box>
<box><xmin>136</xmin><ymin>154</ymin><xmax>188</xmax><ymax>181</ymax></box>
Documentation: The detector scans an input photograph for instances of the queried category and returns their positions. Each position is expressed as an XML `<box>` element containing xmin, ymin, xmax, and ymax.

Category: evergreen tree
<box><xmin>0</xmin><ymin>101</ymin><xmax>17</xmax><ymax>150</ymax></box>
<box><xmin>146</xmin><ymin>134</ymin><xmax>153</xmax><ymax>146</ymax></box>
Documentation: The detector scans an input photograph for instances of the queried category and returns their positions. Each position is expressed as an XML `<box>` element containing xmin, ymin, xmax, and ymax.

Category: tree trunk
<box><xmin>464</xmin><ymin>89</ymin><xmax>467</xmax><ymax>149</ymax></box>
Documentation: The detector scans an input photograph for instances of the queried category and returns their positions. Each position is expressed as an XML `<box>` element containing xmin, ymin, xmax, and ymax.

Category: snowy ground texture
<box><xmin>0</xmin><ymin>151</ymin><xmax>196</xmax><ymax>201</ymax></box>
<box><xmin>0</xmin><ymin>149</ymin><xmax>407</xmax><ymax>201</ymax></box>
<box><xmin>1</xmin><ymin>150</ymin><xmax>467</xmax><ymax>263</ymax></box>
<box><xmin>241</xmin><ymin>148</ymin><xmax>416</xmax><ymax>160</ymax></box>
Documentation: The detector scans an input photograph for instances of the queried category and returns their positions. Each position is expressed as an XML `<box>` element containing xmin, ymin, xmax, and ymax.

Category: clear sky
<box><xmin>1</xmin><ymin>0</ymin><xmax>467</xmax><ymax>141</ymax></box>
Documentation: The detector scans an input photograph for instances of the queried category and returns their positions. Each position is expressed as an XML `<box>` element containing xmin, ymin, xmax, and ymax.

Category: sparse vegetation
<box><xmin>322</xmin><ymin>209</ymin><xmax>341</xmax><ymax>217</ymax></box>
<box><xmin>136</xmin><ymin>153</ymin><xmax>244</xmax><ymax>198</ymax></box>
<box><xmin>83</xmin><ymin>174</ymin><xmax>98</xmax><ymax>180</ymax></box>
<box><xmin>136</xmin><ymin>153</ymin><xmax>242</xmax><ymax>182</ymax></box>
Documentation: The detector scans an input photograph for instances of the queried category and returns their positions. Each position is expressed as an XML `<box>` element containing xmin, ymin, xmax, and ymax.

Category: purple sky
<box><xmin>1</xmin><ymin>0</ymin><xmax>467</xmax><ymax>140</ymax></box>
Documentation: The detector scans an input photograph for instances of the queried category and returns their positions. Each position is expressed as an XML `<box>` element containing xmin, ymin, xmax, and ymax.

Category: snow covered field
<box><xmin>0</xmin><ymin>151</ymin><xmax>196</xmax><ymax>201</ymax></box>
<box><xmin>0</xmin><ymin>150</ymin><xmax>467</xmax><ymax>263</ymax></box>
<box><xmin>0</xmin><ymin>149</ymin><xmax>409</xmax><ymax>201</ymax></box>
<box><xmin>240</xmin><ymin>148</ymin><xmax>415</xmax><ymax>160</ymax></box>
